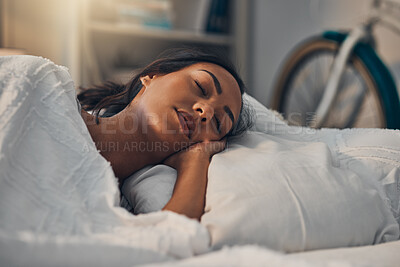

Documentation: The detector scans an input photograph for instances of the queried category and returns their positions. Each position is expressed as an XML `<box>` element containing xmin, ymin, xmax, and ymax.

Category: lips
<box><xmin>176</xmin><ymin>110</ymin><xmax>195</xmax><ymax>139</ymax></box>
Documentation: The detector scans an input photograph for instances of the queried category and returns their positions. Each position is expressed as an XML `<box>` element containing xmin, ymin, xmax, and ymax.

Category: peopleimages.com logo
<box><xmin>84</xmin><ymin>111</ymin><xmax>225</xmax><ymax>135</ymax></box>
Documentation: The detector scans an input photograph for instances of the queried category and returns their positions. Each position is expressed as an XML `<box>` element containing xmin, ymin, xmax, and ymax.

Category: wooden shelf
<box><xmin>89</xmin><ymin>21</ymin><xmax>233</xmax><ymax>45</ymax></box>
<box><xmin>80</xmin><ymin>0</ymin><xmax>249</xmax><ymax>86</ymax></box>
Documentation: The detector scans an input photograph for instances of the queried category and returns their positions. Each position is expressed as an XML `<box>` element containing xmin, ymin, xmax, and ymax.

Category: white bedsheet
<box><xmin>139</xmin><ymin>240</ymin><xmax>400</xmax><ymax>266</ymax></box>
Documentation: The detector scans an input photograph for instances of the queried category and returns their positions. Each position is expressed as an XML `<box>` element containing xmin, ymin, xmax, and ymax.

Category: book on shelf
<box><xmin>117</xmin><ymin>0</ymin><xmax>173</xmax><ymax>29</ymax></box>
<box><xmin>174</xmin><ymin>0</ymin><xmax>230</xmax><ymax>34</ymax></box>
<box><xmin>206</xmin><ymin>0</ymin><xmax>230</xmax><ymax>34</ymax></box>
<box><xmin>115</xmin><ymin>0</ymin><xmax>231</xmax><ymax>34</ymax></box>
<box><xmin>195</xmin><ymin>0</ymin><xmax>213</xmax><ymax>33</ymax></box>
<box><xmin>171</xmin><ymin>0</ymin><xmax>212</xmax><ymax>33</ymax></box>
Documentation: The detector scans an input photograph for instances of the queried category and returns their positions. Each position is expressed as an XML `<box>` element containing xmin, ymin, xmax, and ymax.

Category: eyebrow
<box><xmin>224</xmin><ymin>105</ymin><xmax>235</xmax><ymax>126</ymax></box>
<box><xmin>199</xmin><ymin>69</ymin><xmax>222</xmax><ymax>94</ymax></box>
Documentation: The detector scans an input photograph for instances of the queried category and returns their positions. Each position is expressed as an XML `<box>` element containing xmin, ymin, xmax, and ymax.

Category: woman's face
<box><xmin>133</xmin><ymin>62</ymin><xmax>242</xmax><ymax>151</ymax></box>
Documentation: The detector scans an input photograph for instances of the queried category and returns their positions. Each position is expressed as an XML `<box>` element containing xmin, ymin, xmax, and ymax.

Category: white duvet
<box><xmin>0</xmin><ymin>56</ymin><xmax>209</xmax><ymax>266</ymax></box>
<box><xmin>1</xmin><ymin>55</ymin><xmax>399</xmax><ymax>266</ymax></box>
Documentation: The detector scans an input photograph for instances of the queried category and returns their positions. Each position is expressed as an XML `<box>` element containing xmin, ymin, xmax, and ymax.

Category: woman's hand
<box><xmin>162</xmin><ymin>139</ymin><xmax>226</xmax><ymax>220</ymax></box>
<box><xmin>163</xmin><ymin>139</ymin><xmax>226</xmax><ymax>170</ymax></box>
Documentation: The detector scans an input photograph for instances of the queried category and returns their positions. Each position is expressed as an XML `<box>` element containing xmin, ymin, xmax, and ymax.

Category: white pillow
<box><xmin>201</xmin><ymin>131</ymin><xmax>399</xmax><ymax>252</ymax></box>
<box><xmin>120</xmin><ymin>93</ymin><xmax>266</xmax><ymax>212</ymax></box>
<box><xmin>120</xmin><ymin>165</ymin><xmax>176</xmax><ymax>214</ymax></box>
<box><xmin>120</xmin><ymin>93</ymin><xmax>400</xmax><ymax>252</ymax></box>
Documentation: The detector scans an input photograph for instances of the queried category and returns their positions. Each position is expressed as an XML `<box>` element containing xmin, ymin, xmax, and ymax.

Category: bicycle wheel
<box><xmin>272</xmin><ymin>36</ymin><xmax>386</xmax><ymax>128</ymax></box>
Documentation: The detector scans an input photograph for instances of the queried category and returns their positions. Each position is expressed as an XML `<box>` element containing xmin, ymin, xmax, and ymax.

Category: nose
<box><xmin>193</xmin><ymin>102</ymin><xmax>214</xmax><ymax>122</ymax></box>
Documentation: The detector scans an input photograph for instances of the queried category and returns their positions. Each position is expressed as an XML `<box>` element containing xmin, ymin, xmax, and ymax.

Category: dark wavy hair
<box><xmin>78</xmin><ymin>47</ymin><xmax>253</xmax><ymax>136</ymax></box>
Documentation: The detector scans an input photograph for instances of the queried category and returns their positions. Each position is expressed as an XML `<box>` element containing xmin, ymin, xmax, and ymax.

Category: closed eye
<box><xmin>214</xmin><ymin>116</ymin><xmax>221</xmax><ymax>134</ymax></box>
<box><xmin>195</xmin><ymin>80</ymin><xmax>206</xmax><ymax>96</ymax></box>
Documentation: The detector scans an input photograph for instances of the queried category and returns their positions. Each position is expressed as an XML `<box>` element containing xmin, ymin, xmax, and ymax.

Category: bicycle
<box><xmin>271</xmin><ymin>0</ymin><xmax>400</xmax><ymax>129</ymax></box>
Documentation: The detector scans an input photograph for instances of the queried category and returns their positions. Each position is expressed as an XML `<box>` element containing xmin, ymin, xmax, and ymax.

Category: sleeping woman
<box><xmin>77</xmin><ymin>48</ymin><xmax>253</xmax><ymax>220</ymax></box>
<box><xmin>1</xmin><ymin>46</ymin><xmax>399</xmax><ymax>265</ymax></box>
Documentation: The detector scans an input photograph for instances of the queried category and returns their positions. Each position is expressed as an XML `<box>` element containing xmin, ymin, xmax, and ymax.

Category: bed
<box><xmin>1</xmin><ymin>55</ymin><xmax>399</xmax><ymax>266</ymax></box>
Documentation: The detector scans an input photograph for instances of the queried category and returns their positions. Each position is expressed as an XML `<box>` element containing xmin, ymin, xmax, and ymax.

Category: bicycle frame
<box><xmin>313</xmin><ymin>0</ymin><xmax>400</xmax><ymax>128</ymax></box>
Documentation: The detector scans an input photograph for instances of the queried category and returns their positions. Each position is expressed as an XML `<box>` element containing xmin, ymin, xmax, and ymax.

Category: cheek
<box><xmin>134</xmin><ymin>97</ymin><xmax>161</xmax><ymax>130</ymax></box>
<box><xmin>159</xmin><ymin>76</ymin><xmax>193</xmax><ymax>99</ymax></box>
<box><xmin>136</xmin><ymin>97</ymin><xmax>179</xmax><ymax>133</ymax></box>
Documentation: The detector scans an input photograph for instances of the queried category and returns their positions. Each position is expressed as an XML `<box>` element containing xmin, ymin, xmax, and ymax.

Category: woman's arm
<box><xmin>162</xmin><ymin>140</ymin><xmax>226</xmax><ymax>220</ymax></box>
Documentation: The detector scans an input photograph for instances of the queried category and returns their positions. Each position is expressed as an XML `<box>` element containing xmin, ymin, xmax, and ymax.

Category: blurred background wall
<box><xmin>249</xmin><ymin>0</ymin><xmax>400</xmax><ymax>106</ymax></box>
<box><xmin>1</xmin><ymin>0</ymin><xmax>399</xmax><ymax>107</ymax></box>
<box><xmin>1</xmin><ymin>0</ymin><xmax>80</xmax><ymax>80</ymax></box>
